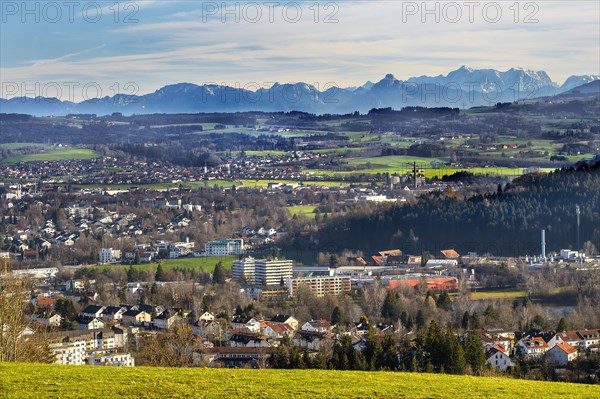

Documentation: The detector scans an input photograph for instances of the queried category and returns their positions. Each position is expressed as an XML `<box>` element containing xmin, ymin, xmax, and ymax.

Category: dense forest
<box><xmin>315</xmin><ymin>161</ymin><xmax>600</xmax><ymax>256</ymax></box>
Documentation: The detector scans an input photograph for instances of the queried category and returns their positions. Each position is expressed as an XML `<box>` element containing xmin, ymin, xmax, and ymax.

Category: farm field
<box><xmin>469</xmin><ymin>288</ymin><xmax>528</xmax><ymax>300</ymax></box>
<box><xmin>307</xmin><ymin>154</ymin><xmax>557</xmax><ymax>178</ymax></box>
<box><xmin>0</xmin><ymin>142</ymin><xmax>51</xmax><ymax>150</ymax></box>
<box><xmin>67</xmin><ymin>180</ymin><xmax>239</xmax><ymax>190</ymax></box>
<box><xmin>244</xmin><ymin>150</ymin><xmax>289</xmax><ymax>156</ymax></box>
<box><xmin>2</xmin><ymin>147</ymin><xmax>99</xmax><ymax>165</ymax></box>
<box><xmin>93</xmin><ymin>256</ymin><xmax>235</xmax><ymax>273</ymax></box>
<box><xmin>287</xmin><ymin>205</ymin><xmax>317</xmax><ymax>218</ymax></box>
<box><xmin>1</xmin><ymin>363</ymin><xmax>599</xmax><ymax>399</ymax></box>
<box><xmin>238</xmin><ymin>179</ymin><xmax>350</xmax><ymax>188</ymax></box>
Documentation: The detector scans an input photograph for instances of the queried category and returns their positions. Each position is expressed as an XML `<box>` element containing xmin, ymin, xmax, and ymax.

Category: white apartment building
<box><xmin>89</xmin><ymin>352</ymin><xmax>135</xmax><ymax>367</ymax></box>
<box><xmin>64</xmin><ymin>205</ymin><xmax>94</xmax><ymax>218</ymax></box>
<box><xmin>204</xmin><ymin>239</ymin><xmax>244</xmax><ymax>256</ymax></box>
<box><xmin>254</xmin><ymin>259</ymin><xmax>293</xmax><ymax>287</ymax></box>
<box><xmin>287</xmin><ymin>276</ymin><xmax>351</xmax><ymax>297</ymax></box>
<box><xmin>99</xmin><ymin>248</ymin><xmax>122</xmax><ymax>264</ymax></box>
<box><xmin>233</xmin><ymin>257</ymin><xmax>256</xmax><ymax>284</ymax></box>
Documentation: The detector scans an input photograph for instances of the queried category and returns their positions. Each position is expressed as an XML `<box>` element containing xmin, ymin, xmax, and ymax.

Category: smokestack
<box><xmin>541</xmin><ymin>229</ymin><xmax>546</xmax><ymax>260</ymax></box>
<box><xmin>576</xmin><ymin>205</ymin><xmax>580</xmax><ymax>250</ymax></box>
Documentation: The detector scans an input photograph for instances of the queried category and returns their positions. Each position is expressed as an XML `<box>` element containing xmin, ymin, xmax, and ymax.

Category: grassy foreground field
<box><xmin>1</xmin><ymin>363</ymin><xmax>598</xmax><ymax>399</ymax></box>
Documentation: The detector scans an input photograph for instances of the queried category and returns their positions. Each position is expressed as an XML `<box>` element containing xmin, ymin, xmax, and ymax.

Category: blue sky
<box><xmin>1</xmin><ymin>1</ymin><xmax>599</xmax><ymax>100</ymax></box>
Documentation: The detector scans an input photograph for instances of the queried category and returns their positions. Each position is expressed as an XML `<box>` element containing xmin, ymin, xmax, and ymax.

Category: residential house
<box><xmin>102</xmin><ymin>306</ymin><xmax>127</xmax><ymax>322</ymax></box>
<box><xmin>301</xmin><ymin>320</ymin><xmax>332</xmax><ymax>334</ymax></box>
<box><xmin>193</xmin><ymin>319</ymin><xmax>223</xmax><ymax>338</ymax></box>
<box><xmin>293</xmin><ymin>330</ymin><xmax>334</xmax><ymax>351</ymax></box>
<box><xmin>548</xmin><ymin>331</ymin><xmax>584</xmax><ymax>350</ymax></box>
<box><xmin>30</xmin><ymin>313</ymin><xmax>62</xmax><ymax>328</ymax></box>
<box><xmin>269</xmin><ymin>314</ymin><xmax>299</xmax><ymax>330</ymax></box>
<box><xmin>547</xmin><ymin>342</ymin><xmax>579</xmax><ymax>366</ymax></box>
<box><xmin>82</xmin><ymin>305</ymin><xmax>105</xmax><ymax>319</ymax></box>
<box><xmin>89</xmin><ymin>352</ymin><xmax>135</xmax><ymax>367</ymax></box>
<box><xmin>75</xmin><ymin>316</ymin><xmax>105</xmax><ymax>331</ymax></box>
<box><xmin>486</xmin><ymin>347</ymin><xmax>513</xmax><ymax>371</ymax></box>
<box><xmin>231</xmin><ymin>315</ymin><xmax>261</xmax><ymax>333</ymax></box>
<box><xmin>121</xmin><ymin>310</ymin><xmax>151</xmax><ymax>326</ymax></box>
<box><xmin>578</xmin><ymin>329</ymin><xmax>600</xmax><ymax>349</ymax></box>
<box><xmin>198</xmin><ymin>312</ymin><xmax>215</xmax><ymax>322</ymax></box>
<box><xmin>194</xmin><ymin>347</ymin><xmax>272</xmax><ymax>368</ymax></box>
<box><xmin>514</xmin><ymin>337</ymin><xmax>549</xmax><ymax>359</ymax></box>
<box><xmin>262</xmin><ymin>323</ymin><xmax>295</xmax><ymax>340</ymax></box>
<box><xmin>227</xmin><ymin>329</ymin><xmax>271</xmax><ymax>348</ymax></box>
<box><xmin>154</xmin><ymin>309</ymin><xmax>182</xmax><ymax>330</ymax></box>
<box><xmin>439</xmin><ymin>249</ymin><xmax>460</xmax><ymax>259</ymax></box>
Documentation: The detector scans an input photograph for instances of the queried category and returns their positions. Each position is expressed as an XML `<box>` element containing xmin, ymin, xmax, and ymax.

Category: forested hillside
<box><xmin>317</xmin><ymin>161</ymin><xmax>600</xmax><ymax>256</ymax></box>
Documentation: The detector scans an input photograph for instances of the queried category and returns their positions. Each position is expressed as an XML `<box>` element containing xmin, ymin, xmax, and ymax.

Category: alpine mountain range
<box><xmin>2</xmin><ymin>66</ymin><xmax>599</xmax><ymax>116</ymax></box>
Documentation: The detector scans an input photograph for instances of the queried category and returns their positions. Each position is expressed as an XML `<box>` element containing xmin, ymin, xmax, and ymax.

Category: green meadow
<box><xmin>93</xmin><ymin>256</ymin><xmax>236</xmax><ymax>273</ymax></box>
<box><xmin>1</xmin><ymin>363</ymin><xmax>598</xmax><ymax>399</ymax></box>
<box><xmin>2</xmin><ymin>147</ymin><xmax>99</xmax><ymax>165</ymax></box>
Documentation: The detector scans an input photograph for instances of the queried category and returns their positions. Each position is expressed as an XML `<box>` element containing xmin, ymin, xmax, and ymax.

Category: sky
<box><xmin>1</xmin><ymin>0</ymin><xmax>599</xmax><ymax>101</ymax></box>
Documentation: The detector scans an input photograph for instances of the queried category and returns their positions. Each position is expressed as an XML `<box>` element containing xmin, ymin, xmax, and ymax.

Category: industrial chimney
<box><xmin>541</xmin><ymin>229</ymin><xmax>546</xmax><ymax>260</ymax></box>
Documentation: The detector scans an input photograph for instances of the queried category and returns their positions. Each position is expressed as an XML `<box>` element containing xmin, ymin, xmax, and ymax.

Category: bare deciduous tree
<box><xmin>0</xmin><ymin>273</ymin><xmax>52</xmax><ymax>363</ymax></box>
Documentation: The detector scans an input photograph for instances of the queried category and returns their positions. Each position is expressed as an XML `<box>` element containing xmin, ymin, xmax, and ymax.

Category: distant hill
<box><xmin>561</xmin><ymin>80</ymin><xmax>600</xmax><ymax>96</ymax></box>
<box><xmin>1</xmin><ymin>66</ymin><xmax>598</xmax><ymax>116</ymax></box>
<box><xmin>315</xmin><ymin>161</ymin><xmax>600</xmax><ymax>256</ymax></box>
<box><xmin>2</xmin><ymin>363</ymin><xmax>599</xmax><ymax>399</ymax></box>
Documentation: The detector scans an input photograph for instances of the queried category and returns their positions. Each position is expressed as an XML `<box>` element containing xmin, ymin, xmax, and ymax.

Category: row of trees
<box><xmin>270</xmin><ymin>322</ymin><xmax>486</xmax><ymax>375</ymax></box>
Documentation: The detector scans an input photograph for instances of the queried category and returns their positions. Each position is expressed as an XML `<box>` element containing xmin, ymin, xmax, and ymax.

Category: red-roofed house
<box><xmin>262</xmin><ymin>323</ymin><xmax>294</xmax><ymax>340</ymax></box>
<box><xmin>439</xmin><ymin>249</ymin><xmax>460</xmax><ymax>259</ymax></box>
<box><xmin>548</xmin><ymin>331</ymin><xmax>584</xmax><ymax>349</ymax></box>
<box><xmin>514</xmin><ymin>337</ymin><xmax>549</xmax><ymax>359</ymax></box>
<box><xmin>547</xmin><ymin>342</ymin><xmax>579</xmax><ymax>365</ymax></box>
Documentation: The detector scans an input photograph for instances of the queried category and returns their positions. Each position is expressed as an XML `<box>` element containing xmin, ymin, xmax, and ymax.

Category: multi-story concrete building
<box><xmin>287</xmin><ymin>276</ymin><xmax>351</xmax><ymax>297</ymax></box>
<box><xmin>204</xmin><ymin>239</ymin><xmax>244</xmax><ymax>256</ymax></box>
<box><xmin>89</xmin><ymin>352</ymin><xmax>135</xmax><ymax>366</ymax></box>
<box><xmin>233</xmin><ymin>257</ymin><xmax>256</xmax><ymax>284</ymax></box>
<box><xmin>234</xmin><ymin>257</ymin><xmax>293</xmax><ymax>288</ymax></box>
<box><xmin>64</xmin><ymin>205</ymin><xmax>94</xmax><ymax>218</ymax></box>
<box><xmin>254</xmin><ymin>259</ymin><xmax>293</xmax><ymax>287</ymax></box>
<box><xmin>99</xmin><ymin>248</ymin><xmax>121</xmax><ymax>264</ymax></box>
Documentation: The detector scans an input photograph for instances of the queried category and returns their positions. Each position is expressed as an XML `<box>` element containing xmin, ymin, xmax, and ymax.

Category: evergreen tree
<box><xmin>155</xmin><ymin>263</ymin><xmax>165</xmax><ymax>282</ymax></box>
<box><xmin>435</xmin><ymin>291</ymin><xmax>452</xmax><ymax>310</ymax></box>
<box><xmin>312</xmin><ymin>352</ymin><xmax>327</xmax><ymax>369</ymax></box>
<box><xmin>461</xmin><ymin>311</ymin><xmax>470</xmax><ymax>330</ymax></box>
<box><xmin>410</xmin><ymin>356</ymin><xmax>419</xmax><ymax>372</ymax></box>
<box><xmin>363</xmin><ymin>327</ymin><xmax>383</xmax><ymax>370</ymax></box>
<box><xmin>352</xmin><ymin>351</ymin><xmax>368</xmax><ymax>371</ymax></box>
<box><xmin>289</xmin><ymin>347</ymin><xmax>305</xmax><ymax>369</ymax></box>
<box><xmin>380</xmin><ymin>334</ymin><xmax>398</xmax><ymax>370</ymax></box>
<box><xmin>445</xmin><ymin>327</ymin><xmax>466</xmax><ymax>375</ymax></box>
<box><xmin>381</xmin><ymin>290</ymin><xmax>398</xmax><ymax>320</ymax></box>
<box><xmin>416</xmin><ymin>309</ymin><xmax>426</xmax><ymax>330</ymax></box>
<box><xmin>127</xmin><ymin>265</ymin><xmax>135</xmax><ymax>282</ymax></box>
<box><xmin>302</xmin><ymin>349</ymin><xmax>312</xmax><ymax>369</ymax></box>
<box><xmin>532</xmin><ymin>314</ymin><xmax>548</xmax><ymax>331</ymax></box>
<box><xmin>484</xmin><ymin>305</ymin><xmax>497</xmax><ymax>322</ymax></box>
<box><xmin>331</xmin><ymin>306</ymin><xmax>344</xmax><ymax>326</ymax></box>
<box><xmin>556</xmin><ymin>317</ymin><xmax>569</xmax><ymax>332</ymax></box>
<box><xmin>470</xmin><ymin>312</ymin><xmax>481</xmax><ymax>329</ymax></box>
<box><xmin>463</xmin><ymin>331</ymin><xmax>486</xmax><ymax>375</ymax></box>
<box><xmin>270</xmin><ymin>345</ymin><xmax>289</xmax><ymax>368</ymax></box>
<box><xmin>55</xmin><ymin>298</ymin><xmax>75</xmax><ymax>328</ymax></box>
<box><xmin>212</xmin><ymin>261</ymin><xmax>226</xmax><ymax>284</ymax></box>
